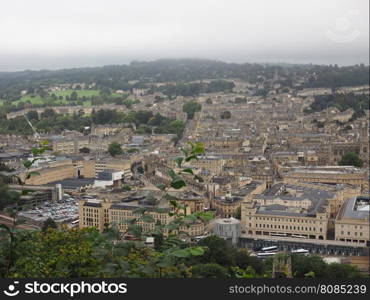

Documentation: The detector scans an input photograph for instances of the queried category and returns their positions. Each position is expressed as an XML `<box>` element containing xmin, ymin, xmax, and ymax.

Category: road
<box><xmin>0</xmin><ymin>214</ymin><xmax>40</xmax><ymax>230</ymax></box>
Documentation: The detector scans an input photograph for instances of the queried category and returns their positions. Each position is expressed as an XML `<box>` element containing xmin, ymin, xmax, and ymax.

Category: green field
<box><xmin>9</xmin><ymin>89</ymin><xmax>123</xmax><ymax>108</ymax></box>
<box><xmin>13</xmin><ymin>95</ymin><xmax>45</xmax><ymax>105</ymax></box>
<box><xmin>53</xmin><ymin>89</ymin><xmax>101</xmax><ymax>98</ymax></box>
<box><xmin>11</xmin><ymin>90</ymin><xmax>111</xmax><ymax>107</ymax></box>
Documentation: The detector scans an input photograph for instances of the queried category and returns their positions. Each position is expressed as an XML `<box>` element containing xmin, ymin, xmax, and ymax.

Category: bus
<box><xmin>70</xmin><ymin>220</ymin><xmax>79</xmax><ymax>227</ymax></box>
<box><xmin>291</xmin><ymin>234</ymin><xmax>308</xmax><ymax>239</ymax></box>
<box><xmin>291</xmin><ymin>248</ymin><xmax>309</xmax><ymax>255</ymax></box>
<box><xmin>257</xmin><ymin>252</ymin><xmax>277</xmax><ymax>258</ymax></box>
<box><xmin>261</xmin><ymin>245</ymin><xmax>278</xmax><ymax>252</ymax></box>
<box><xmin>194</xmin><ymin>235</ymin><xmax>208</xmax><ymax>242</ymax></box>
<box><xmin>270</xmin><ymin>232</ymin><xmax>287</xmax><ymax>237</ymax></box>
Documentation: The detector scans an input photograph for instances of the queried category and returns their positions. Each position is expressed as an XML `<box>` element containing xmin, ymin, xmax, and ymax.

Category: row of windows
<box><xmin>340</xmin><ymin>224</ymin><xmax>363</xmax><ymax>229</ymax></box>
<box><xmin>110</xmin><ymin>211</ymin><xmax>167</xmax><ymax>219</ymax></box>
<box><xmin>252</xmin><ymin>216</ymin><xmax>317</xmax><ymax>224</ymax></box>
<box><xmin>340</xmin><ymin>231</ymin><xmax>364</xmax><ymax>237</ymax></box>
<box><xmin>84</xmin><ymin>208</ymin><xmax>99</xmax><ymax>212</ymax></box>
<box><xmin>251</xmin><ymin>223</ymin><xmax>321</xmax><ymax>232</ymax></box>
<box><xmin>83</xmin><ymin>213</ymin><xmax>98</xmax><ymax>217</ymax></box>
<box><xmin>339</xmin><ymin>238</ymin><xmax>366</xmax><ymax>243</ymax></box>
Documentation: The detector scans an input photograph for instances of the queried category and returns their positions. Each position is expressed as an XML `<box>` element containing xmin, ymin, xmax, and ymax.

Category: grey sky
<box><xmin>0</xmin><ymin>0</ymin><xmax>368</xmax><ymax>71</ymax></box>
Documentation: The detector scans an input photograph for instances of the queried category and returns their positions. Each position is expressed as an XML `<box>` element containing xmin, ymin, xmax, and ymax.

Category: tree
<box><xmin>108</xmin><ymin>142</ymin><xmax>123</xmax><ymax>157</ymax></box>
<box><xmin>234</xmin><ymin>249</ymin><xmax>264</xmax><ymax>274</ymax></box>
<box><xmin>79</xmin><ymin>147</ymin><xmax>90</xmax><ymax>154</ymax></box>
<box><xmin>41</xmin><ymin>108</ymin><xmax>56</xmax><ymax>119</ymax></box>
<box><xmin>168</xmin><ymin>120</ymin><xmax>185</xmax><ymax>137</ymax></box>
<box><xmin>191</xmin><ymin>263</ymin><xmax>229</xmax><ymax>278</ymax></box>
<box><xmin>70</xmin><ymin>91</ymin><xmax>78</xmax><ymax>101</ymax></box>
<box><xmin>220</xmin><ymin>111</ymin><xmax>231</xmax><ymax>119</ymax></box>
<box><xmin>183</xmin><ymin>101</ymin><xmax>201</xmax><ymax>120</ymax></box>
<box><xmin>37</xmin><ymin>88</ymin><xmax>47</xmax><ymax>98</ymax></box>
<box><xmin>100</xmin><ymin>87</ymin><xmax>111</xmax><ymax>97</ymax></box>
<box><xmin>148</xmin><ymin>113</ymin><xmax>164</xmax><ymax>126</ymax></box>
<box><xmin>146</xmin><ymin>193</ymin><xmax>158</xmax><ymax>206</ymax></box>
<box><xmin>41</xmin><ymin>218</ymin><xmax>57</xmax><ymax>232</ymax></box>
<box><xmin>135</xmin><ymin>110</ymin><xmax>153</xmax><ymax>125</ymax></box>
<box><xmin>154</xmin><ymin>233</ymin><xmax>164</xmax><ymax>251</ymax></box>
<box><xmin>326</xmin><ymin>263</ymin><xmax>363</xmax><ymax>278</ymax></box>
<box><xmin>197</xmin><ymin>235</ymin><xmax>235</xmax><ymax>266</ymax></box>
<box><xmin>291</xmin><ymin>255</ymin><xmax>329</xmax><ymax>277</ymax></box>
<box><xmin>6</xmin><ymin>228</ymin><xmax>101</xmax><ymax>277</ymax></box>
<box><xmin>137</xmin><ymin>165</ymin><xmax>144</xmax><ymax>174</ymax></box>
<box><xmin>136</xmin><ymin>125</ymin><xmax>152</xmax><ymax>134</ymax></box>
<box><xmin>123</xmin><ymin>99</ymin><xmax>135</xmax><ymax>109</ymax></box>
<box><xmin>122</xmin><ymin>184</ymin><xmax>131</xmax><ymax>191</ymax></box>
<box><xmin>26</xmin><ymin>110</ymin><xmax>39</xmax><ymax>122</ymax></box>
<box><xmin>234</xmin><ymin>206</ymin><xmax>241</xmax><ymax>220</ymax></box>
<box><xmin>0</xmin><ymin>180</ymin><xmax>19</xmax><ymax>211</ymax></box>
<box><xmin>339</xmin><ymin>152</ymin><xmax>363</xmax><ymax>167</ymax></box>
<box><xmin>0</xmin><ymin>141</ymin><xmax>49</xmax><ymax>277</ymax></box>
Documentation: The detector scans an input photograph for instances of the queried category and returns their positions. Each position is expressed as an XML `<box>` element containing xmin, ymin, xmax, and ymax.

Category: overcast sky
<box><xmin>0</xmin><ymin>0</ymin><xmax>368</xmax><ymax>71</ymax></box>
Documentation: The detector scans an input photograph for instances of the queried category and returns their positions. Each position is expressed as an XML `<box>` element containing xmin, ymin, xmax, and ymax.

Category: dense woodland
<box><xmin>0</xmin><ymin>109</ymin><xmax>185</xmax><ymax>137</ymax></box>
<box><xmin>305</xmin><ymin>93</ymin><xmax>369</xmax><ymax>119</ymax></box>
<box><xmin>0</xmin><ymin>226</ymin><xmax>363</xmax><ymax>278</ymax></box>
<box><xmin>152</xmin><ymin>80</ymin><xmax>236</xmax><ymax>98</ymax></box>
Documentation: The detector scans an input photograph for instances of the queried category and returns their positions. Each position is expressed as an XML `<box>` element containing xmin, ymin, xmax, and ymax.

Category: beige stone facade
<box><xmin>51</xmin><ymin>138</ymin><xmax>89</xmax><ymax>155</ymax></box>
<box><xmin>335</xmin><ymin>196</ymin><xmax>369</xmax><ymax>246</ymax></box>
<box><xmin>79</xmin><ymin>199</ymin><xmax>206</xmax><ymax>237</ymax></box>
<box><xmin>94</xmin><ymin>159</ymin><xmax>132</xmax><ymax>178</ymax></box>
<box><xmin>23</xmin><ymin>159</ymin><xmax>75</xmax><ymax>185</ymax></box>
<box><xmin>241</xmin><ymin>183</ymin><xmax>339</xmax><ymax>241</ymax></box>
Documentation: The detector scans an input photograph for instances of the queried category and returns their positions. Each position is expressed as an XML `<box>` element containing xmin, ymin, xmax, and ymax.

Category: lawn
<box><xmin>53</xmin><ymin>89</ymin><xmax>101</xmax><ymax>98</ymax></box>
<box><xmin>10</xmin><ymin>89</ymin><xmax>122</xmax><ymax>108</ymax></box>
<box><xmin>13</xmin><ymin>95</ymin><xmax>45</xmax><ymax>105</ymax></box>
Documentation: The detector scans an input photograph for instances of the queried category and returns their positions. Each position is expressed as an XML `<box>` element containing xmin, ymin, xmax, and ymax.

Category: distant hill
<box><xmin>0</xmin><ymin>59</ymin><xmax>368</xmax><ymax>100</ymax></box>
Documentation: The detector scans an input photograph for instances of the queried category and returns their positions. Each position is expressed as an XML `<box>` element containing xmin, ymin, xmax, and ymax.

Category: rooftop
<box><xmin>254</xmin><ymin>183</ymin><xmax>331</xmax><ymax>217</ymax></box>
<box><xmin>214</xmin><ymin>217</ymin><xmax>240</xmax><ymax>225</ymax></box>
<box><xmin>341</xmin><ymin>196</ymin><xmax>370</xmax><ymax>220</ymax></box>
<box><xmin>47</xmin><ymin>178</ymin><xmax>95</xmax><ymax>189</ymax></box>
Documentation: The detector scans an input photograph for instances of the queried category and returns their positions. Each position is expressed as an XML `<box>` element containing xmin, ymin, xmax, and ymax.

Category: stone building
<box><xmin>213</xmin><ymin>217</ymin><xmax>241</xmax><ymax>244</ymax></box>
<box><xmin>241</xmin><ymin>183</ymin><xmax>333</xmax><ymax>241</ymax></box>
<box><xmin>335</xmin><ymin>196</ymin><xmax>369</xmax><ymax>246</ymax></box>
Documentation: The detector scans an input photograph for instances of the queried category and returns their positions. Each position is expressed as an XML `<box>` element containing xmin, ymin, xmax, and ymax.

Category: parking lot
<box><xmin>18</xmin><ymin>196</ymin><xmax>79</xmax><ymax>224</ymax></box>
